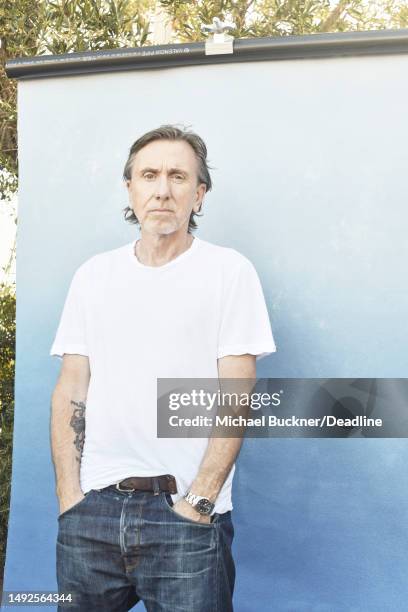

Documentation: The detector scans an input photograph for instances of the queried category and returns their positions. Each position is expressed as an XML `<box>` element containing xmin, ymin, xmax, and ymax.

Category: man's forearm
<box><xmin>189</xmin><ymin>353</ymin><xmax>256</xmax><ymax>501</ymax></box>
<box><xmin>51</xmin><ymin>390</ymin><xmax>86</xmax><ymax>498</ymax></box>
<box><xmin>189</xmin><ymin>436</ymin><xmax>244</xmax><ymax>502</ymax></box>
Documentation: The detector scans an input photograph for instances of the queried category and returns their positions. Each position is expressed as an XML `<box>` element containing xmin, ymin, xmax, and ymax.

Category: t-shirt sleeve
<box><xmin>49</xmin><ymin>267</ymin><xmax>89</xmax><ymax>360</ymax></box>
<box><xmin>217</xmin><ymin>256</ymin><xmax>277</xmax><ymax>360</ymax></box>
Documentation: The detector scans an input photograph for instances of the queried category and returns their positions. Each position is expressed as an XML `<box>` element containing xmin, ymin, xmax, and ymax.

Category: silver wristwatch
<box><xmin>184</xmin><ymin>490</ymin><xmax>215</xmax><ymax>515</ymax></box>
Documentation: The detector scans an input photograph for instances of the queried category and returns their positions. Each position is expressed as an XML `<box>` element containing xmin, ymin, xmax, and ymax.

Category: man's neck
<box><xmin>135</xmin><ymin>231</ymin><xmax>194</xmax><ymax>267</ymax></box>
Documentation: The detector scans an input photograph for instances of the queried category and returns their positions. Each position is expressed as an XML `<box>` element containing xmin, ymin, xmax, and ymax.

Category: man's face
<box><xmin>126</xmin><ymin>139</ymin><xmax>206</xmax><ymax>236</ymax></box>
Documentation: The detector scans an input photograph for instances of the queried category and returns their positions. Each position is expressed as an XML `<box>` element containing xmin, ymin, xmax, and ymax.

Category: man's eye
<box><xmin>173</xmin><ymin>175</ymin><xmax>184</xmax><ymax>181</ymax></box>
<box><xmin>143</xmin><ymin>173</ymin><xmax>155</xmax><ymax>180</ymax></box>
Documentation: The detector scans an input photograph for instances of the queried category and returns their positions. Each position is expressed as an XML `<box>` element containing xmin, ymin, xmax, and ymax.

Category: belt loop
<box><xmin>152</xmin><ymin>476</ymin><xmax>160</xmax><ymax>496</ymax></box>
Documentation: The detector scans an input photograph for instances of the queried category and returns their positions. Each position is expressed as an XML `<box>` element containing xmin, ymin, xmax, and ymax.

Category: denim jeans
<box><xmin>56</xmin><ymin>486</ymin><xmax>235</xmax><ymax>611</ymax></box>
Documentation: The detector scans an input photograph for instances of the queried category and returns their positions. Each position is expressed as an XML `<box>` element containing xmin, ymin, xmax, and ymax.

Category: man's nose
<box><xmin>155</xmin><ymin>174</ymin><xmax>170</xmax><ymax>199</ymax></box>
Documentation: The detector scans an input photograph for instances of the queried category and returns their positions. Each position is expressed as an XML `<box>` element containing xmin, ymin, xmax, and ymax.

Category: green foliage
<box><xmin>37</xmin><ymin>0</ymin><xmax>153</xmax><ymax>55</ymax></box>
<box><xmin>0</xmin><ymin>284</ymin><xmax>16</xmax><ymax>589</ymax></box>
<box><xmin>158</xmin><ymin>0</ymin><xmax>408</xmax><ymax>42</ymax></box>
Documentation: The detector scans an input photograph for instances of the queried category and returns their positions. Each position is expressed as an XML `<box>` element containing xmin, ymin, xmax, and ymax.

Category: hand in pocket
<box><xmin>58</xmin><ymin>491</ymin><xmax>86</xmax><ymax>517</ymax></box>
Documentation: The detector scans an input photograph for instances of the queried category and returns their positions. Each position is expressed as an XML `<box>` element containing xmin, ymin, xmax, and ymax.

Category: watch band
<box><xmin>184</xmin><ymin>491</ymin><xmax>204</xmax><ymax>506</ymax></box>
<box><xmin>184</xmin><ymin>490</ymin><xmax>215</xmax><ymax>515</ymax></box>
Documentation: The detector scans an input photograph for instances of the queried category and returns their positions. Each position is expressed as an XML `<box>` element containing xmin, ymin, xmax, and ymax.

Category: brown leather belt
<box><xmin>112</xmin><ymin>474</ymin><xmax>177</xmax><ymax>495</ymax></box>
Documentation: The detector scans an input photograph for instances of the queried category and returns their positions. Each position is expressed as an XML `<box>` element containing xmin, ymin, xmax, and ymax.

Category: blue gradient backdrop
<box><xmin>3</xmin><ymin>53</ymin><xmax>408</xmax><ymax>611</ymax></box>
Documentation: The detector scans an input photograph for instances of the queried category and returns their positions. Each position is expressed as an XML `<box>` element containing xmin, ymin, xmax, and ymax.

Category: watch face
<box><xmin>195</xmin><ymin>498</ymin><xmax>214</xmax><ymax>515</ymax></box>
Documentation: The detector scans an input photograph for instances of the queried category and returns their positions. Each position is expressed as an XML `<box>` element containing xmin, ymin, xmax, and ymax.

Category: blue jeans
<box><xmin>57</xmin><ymin>486</ymin><xmax>235</xmax><ymax>611</ymax></box>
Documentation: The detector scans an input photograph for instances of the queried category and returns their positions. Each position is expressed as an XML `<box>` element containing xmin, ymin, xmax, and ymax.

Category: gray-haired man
<box><xmin>50</xmin><ymin>124</ymin><xmax>275</xmax><ymax>611</ymax></box>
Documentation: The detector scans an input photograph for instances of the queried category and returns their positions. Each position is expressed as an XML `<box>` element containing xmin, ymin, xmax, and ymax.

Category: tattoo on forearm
<box><xmin>70</xmin><ymin>400</ymin><xmax>86</xmax><ymax>463</ymax></box>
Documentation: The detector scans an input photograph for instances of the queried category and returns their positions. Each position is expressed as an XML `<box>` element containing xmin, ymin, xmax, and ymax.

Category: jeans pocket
<box><xmin>162</xmin><ymin>493</ymin><xmax>217</xmax><ymax>528</ymax></box>
<box><xmin>58</xmin><ymin>490</ymin><xmax>93</xmax><ymax>520</ymax></box>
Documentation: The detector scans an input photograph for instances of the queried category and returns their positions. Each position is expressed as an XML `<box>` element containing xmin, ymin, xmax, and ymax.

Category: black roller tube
<box><xmin>5</xmin><ymin>28</ymin><xmax>408</xmax><ymax>80</ymax></box>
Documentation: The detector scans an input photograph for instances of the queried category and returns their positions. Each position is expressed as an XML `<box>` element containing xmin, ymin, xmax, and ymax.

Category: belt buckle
<box><xmin>116</xmin><ymin>481</ymin><xmax>135</xmax><ymax>492</ymax></box>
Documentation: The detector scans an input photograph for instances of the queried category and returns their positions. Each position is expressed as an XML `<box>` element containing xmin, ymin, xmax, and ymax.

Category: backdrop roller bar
<box><xmin>5</xmin><ymin>28</ymin><xmax>408</xmax><ymax>80</ymax></box>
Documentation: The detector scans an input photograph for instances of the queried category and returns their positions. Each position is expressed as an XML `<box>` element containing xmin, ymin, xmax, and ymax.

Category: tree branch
<box><xmin>320</xmin><ymin>0</ymin><xmax>352</xmax><ymax>33</ymax></box>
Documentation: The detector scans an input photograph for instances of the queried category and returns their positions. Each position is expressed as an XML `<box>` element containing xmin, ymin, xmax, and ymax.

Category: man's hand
<box><xmin>172</xmin><ymin>498</ymin><xmax>212</xmax><ymax>524</ymax></box>
<box><xmin>58</xmin><ymin>489</ymin><xmax>85</xmax><ymax>517</ymax></box>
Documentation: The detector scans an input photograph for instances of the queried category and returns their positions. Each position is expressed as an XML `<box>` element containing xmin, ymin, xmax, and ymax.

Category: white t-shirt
<box><xmin>50</xmin><ymin>237</ymin><xmax>276</xmax><ymax>513</ymax></box>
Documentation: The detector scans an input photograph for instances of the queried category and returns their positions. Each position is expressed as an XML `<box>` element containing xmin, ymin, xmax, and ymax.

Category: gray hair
<box><xmin>123</xmin><ymin>124</ymin><xmax>212</xmax><ymax>232</ymax></box>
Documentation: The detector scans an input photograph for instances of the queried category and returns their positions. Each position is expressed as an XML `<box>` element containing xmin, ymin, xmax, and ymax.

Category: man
<box><xmin>50</xmin><ymin>124</ymin><xmax>276</xmax><ymax>611</ymax></box>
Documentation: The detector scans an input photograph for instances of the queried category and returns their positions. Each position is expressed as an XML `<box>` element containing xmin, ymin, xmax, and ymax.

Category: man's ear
<box><xmin>125</xmin><ymin>180</ymin><xmax>133</xmax><ymax>211</ymax></box>
<box><xmin>194</xmin><ymin>183</ymin><xmax>206</xmax><ymax>213</ymax></box>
